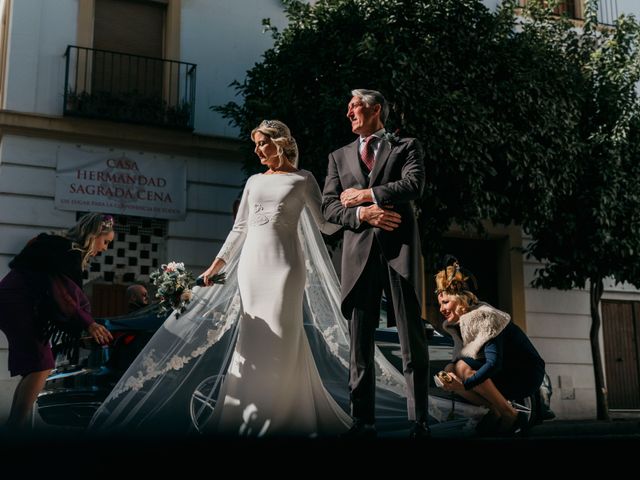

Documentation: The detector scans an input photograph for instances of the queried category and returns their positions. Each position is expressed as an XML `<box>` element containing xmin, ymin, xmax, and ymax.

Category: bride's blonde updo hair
<box><xmin>434</xmin><ymin>260</ymin><xmax>478</xmax><ymax>310</ymax></box>
<box><xmin>251</xmin><ymin>119</ymin><xmax>299</xmax><ymax>168</ymax></box>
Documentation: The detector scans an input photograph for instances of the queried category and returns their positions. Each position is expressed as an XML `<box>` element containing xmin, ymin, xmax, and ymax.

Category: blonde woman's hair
<box><xmin>251</xmin><ymin>119</ymin><xmax>299</xmax><ymax>168</ymax></box>
<box><xmin>64</xmin><ymin>213</ymin><xmax>114</xmax><ymax>270</ymax></box>
<box><xmin>434</xmin><ymin>262</ymin><xmax>478</xmax><ymax>309</ymax></box>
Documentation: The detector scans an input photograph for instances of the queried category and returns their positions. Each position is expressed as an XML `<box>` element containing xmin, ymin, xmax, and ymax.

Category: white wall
<box><xmin>3</xmin><ymin>0</ymin><xmax>78</xmax><ymax>114</ymax></box>
<box><xmin>481</xmin><ymin>0</ymin><xmax>502</xmax><ymax>11</ymax></box>
<box><xmin>522</xmin><ymin>239</ymin><xmax>597</xmax><ymax>419</ymax></box>
<box><xmin>615</xmin><ymin>0</ymin><xmax>640</xmax><ymax>17</ymax></box>
<box><xmin>181</xmin><ymin>0</ymin><xmax>288</xmax><ymax>137</ymax></box>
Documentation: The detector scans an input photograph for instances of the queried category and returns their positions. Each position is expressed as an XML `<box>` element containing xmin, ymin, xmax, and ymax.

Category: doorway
<box><xmin>601</xmin><ymin>300</ymin><xmax>640</xmax><ymax>410</ymax></box>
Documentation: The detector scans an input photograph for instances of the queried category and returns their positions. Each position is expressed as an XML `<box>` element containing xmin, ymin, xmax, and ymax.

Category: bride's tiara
<box><xmin>263</xmin><ymin>119</ymin><xmax>280</xmax><ymax>129</ymax></box>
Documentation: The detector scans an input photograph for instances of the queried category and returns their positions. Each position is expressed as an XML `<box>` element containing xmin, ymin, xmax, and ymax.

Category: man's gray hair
<box><xmin>351</xmin><ymin>88</ymin><xmax>389</xmax><ymax>123</ymax></box>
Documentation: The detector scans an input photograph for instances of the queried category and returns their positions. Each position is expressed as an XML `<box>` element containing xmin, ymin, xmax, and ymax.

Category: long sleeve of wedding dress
<box><xmin>215</xmin><ymin>177</ymin><xmax>252</xmax><ymax>264</ymax></box>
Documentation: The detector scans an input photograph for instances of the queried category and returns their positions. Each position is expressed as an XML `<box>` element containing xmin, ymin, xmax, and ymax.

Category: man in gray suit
<box><xmin>322</xmin><ymin>89</ymin><xmax>430</xmax><ymax>438</ymax></box>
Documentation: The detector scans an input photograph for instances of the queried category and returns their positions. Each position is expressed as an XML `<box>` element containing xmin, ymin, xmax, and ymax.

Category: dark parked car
<box><xmin>36</xmin><ymin>303</ymin><xmax>168</xmax><ymax>427</ymax></box>
<box><xmin>36</xmin><ymin>300</ymin><xmax>553</xmax><ymax>429</ymax></box>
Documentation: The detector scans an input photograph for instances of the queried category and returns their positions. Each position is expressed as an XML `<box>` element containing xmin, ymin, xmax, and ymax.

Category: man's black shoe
<box><xmin>408</xmin><ymin>421</ymin><xmax>431</xmax><ymax>439</ymax></box>
<box><xmin>340</xmin><ymin>421</ymin><xmax>377</xmax><ymax>438</ymax></box>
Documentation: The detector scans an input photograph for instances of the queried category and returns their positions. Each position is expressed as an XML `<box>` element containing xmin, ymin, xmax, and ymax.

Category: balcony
<box><xmin>64</xmin><ymin>46</ymin><xmax>196</xmax><ymax>130</ymax></box>
<box><xmin>517</xmin><ymin>1</ymin><xmax>618</xmax><ymax>26</ymax></box>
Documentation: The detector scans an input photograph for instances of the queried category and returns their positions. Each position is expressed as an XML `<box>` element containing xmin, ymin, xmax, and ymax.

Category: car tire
<box><xmin>189</xmin><ymin>374</ymin><xmax>225</xmax><ymax>432</ymax></box>
<box><xmin>510</xmin><ymin>392</ymin><xmax>540</xmax><ymax>431</ymax></box>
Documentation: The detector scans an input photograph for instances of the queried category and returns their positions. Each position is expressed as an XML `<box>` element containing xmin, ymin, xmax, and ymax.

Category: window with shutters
<box><xmin>64</xmin><ymin>0</ymin><xmax>196</xmax><ymax>129</ymax></box>
<box><xmin>92</xmin><ymin>0</ymin><xmax>166</xmax><ymax>98</ymax></box>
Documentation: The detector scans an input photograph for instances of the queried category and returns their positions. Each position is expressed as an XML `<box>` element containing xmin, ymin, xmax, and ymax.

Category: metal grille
<box><xmin>64</xmin><ymin>45</ymin><xmax>197</xmax><ymax>130</ymax></box>
<box><xmin>78</xmin><ymin>213</ymin><xmax>167</xmax><ymax>285</ymax></box>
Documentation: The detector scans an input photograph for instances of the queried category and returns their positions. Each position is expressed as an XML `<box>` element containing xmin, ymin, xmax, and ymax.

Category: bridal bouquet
<box><xmin>150</xmin><ymin>261</ymin><xmax>225</xmax><ymax>318</ymax></box>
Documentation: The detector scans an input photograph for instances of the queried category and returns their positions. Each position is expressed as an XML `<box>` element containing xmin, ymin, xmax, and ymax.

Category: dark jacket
<box><xmin>322</xmin><ymin>136</ymin><xmax>425</xmax><ymax>321</ymax></box>
<box><xmin>7</xmin><ymin>233</ymin><xmax>93</xmax><ymax>351</ymax></box>
<box><xmin>9</xmin><ymin>233</ymin><xmax>84</xmax><ymax>287</ymax></box>
<box><xmin>463</xmin><ymin>322</ymin><xmax>545</xmax><ymax>392</ymax></box>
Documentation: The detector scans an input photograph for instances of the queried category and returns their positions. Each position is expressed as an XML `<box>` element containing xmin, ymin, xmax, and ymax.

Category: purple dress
<box><xmin>0</xmin><ymin>234</ymin><xmax>93</xmax><ymax>376</ymax></box>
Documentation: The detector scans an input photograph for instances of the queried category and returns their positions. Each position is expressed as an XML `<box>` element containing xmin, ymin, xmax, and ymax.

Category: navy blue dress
<box><xmin>460</xmin><ymin>322</ymin><xmax>545</xmax><ymax>400</ymax></box>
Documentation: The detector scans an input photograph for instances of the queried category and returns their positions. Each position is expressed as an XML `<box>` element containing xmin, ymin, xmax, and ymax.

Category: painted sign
<box><xmin>55</xmin><ymin>148</ymin><xmax>187</xmax><ymax>219</ymax></box>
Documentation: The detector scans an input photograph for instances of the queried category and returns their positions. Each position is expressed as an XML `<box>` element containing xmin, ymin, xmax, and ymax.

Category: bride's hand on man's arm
<box><xmin>200</xmin><ymin>258</ymin><xmax>226</xmax><ymax>286</ymax></box>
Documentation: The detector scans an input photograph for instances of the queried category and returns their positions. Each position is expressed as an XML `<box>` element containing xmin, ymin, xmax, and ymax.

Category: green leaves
<box><xmin>522</xmin><ymin>0</ymin><xmax>640</xmax><ymax>291</ymax></box>
<box><xmin>211</xmin><ymin>0</ymin><xmax>640</xmax><ymax>288</ymax></box>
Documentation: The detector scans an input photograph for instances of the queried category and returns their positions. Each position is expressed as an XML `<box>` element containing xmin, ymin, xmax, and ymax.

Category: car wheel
<box><xmin>189</xmin><ymin>374</ymin><xmax>225</xmax><ymax>432</ymax></box>
<box><xmin>510</xmin><ymin>393</ymin><xmax>539</xmax><ymax>430</ymax></box>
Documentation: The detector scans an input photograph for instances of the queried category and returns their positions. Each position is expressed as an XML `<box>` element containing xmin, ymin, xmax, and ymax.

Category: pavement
<box><xmin>3</xmin><ymin>416</ymin><xmax>637</xmax><ymax>443</ymax></box>
<box><xmin>517</xmin><ymin>418</ymin><xmax>640</xmax><ymax>440</ymax></box>
<box><xmin>0</xmin><ymin>417</ymin><xmax>638</xmax><ymax>474</ymax></box>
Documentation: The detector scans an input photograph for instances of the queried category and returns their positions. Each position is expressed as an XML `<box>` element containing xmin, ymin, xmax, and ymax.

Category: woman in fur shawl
<box><xmin>434</xmin><ymin>261</ymin><xmax>545</xmax><ymax>434</ymax></box>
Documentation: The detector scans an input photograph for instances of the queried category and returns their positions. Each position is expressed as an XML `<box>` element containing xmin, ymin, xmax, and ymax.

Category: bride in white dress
<box><xmin>198</xmin><ymin>120</ymin><xmax>351</xmax><ymax>436</ymax></box>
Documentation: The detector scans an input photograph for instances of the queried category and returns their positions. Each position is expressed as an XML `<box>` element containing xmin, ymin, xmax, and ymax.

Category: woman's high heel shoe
<box><xmin>507</xmin><ymin>411</ymin><xmax>529</xmax><ymax>436</ymax></box>
<box><xmin>496</xmin><ymin>411</ymin><xmax>529</xmax><ymax>436</ymax></box>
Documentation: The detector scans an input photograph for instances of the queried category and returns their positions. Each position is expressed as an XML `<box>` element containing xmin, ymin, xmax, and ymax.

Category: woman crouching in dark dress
<box><xmin>433</xmin><ymin>261</ymin><xmax>545</xmax><ymax>435</ymax></box>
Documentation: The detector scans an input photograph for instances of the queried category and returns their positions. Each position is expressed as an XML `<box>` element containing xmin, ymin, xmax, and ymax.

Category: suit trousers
<box><xmin>348</xmin><ymin>241</ymin><xmax>429</xmax><ymax>424</ymax></box>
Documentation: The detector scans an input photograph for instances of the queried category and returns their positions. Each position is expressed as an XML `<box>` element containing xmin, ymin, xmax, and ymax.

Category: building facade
<box><xmin>0</xmin><ymin>0</ymin><xmax>289</xmax><ymax>420</ymax></box>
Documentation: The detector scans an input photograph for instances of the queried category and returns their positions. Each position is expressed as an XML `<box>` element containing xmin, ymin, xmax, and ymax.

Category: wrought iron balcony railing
<box><xmin>64</xmin><ymin>46</ymin><xmax>196</xmax><ymax>130</ymax></box>
<box><xmin>517</xmin><ymin>1</ymin><xmax>619</xmax><ymax>26</ymax></box>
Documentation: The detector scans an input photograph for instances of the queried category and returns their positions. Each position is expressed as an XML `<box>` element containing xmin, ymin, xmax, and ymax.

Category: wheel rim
<box><xmin>189</xmin><ymin>374</ymin><xmax>225</xmax><ymax>432</ymax></box>
<box><xmin>511</xmin><ymin>396</ymin><xmax>533</xmax><ymax>425</ymax></box>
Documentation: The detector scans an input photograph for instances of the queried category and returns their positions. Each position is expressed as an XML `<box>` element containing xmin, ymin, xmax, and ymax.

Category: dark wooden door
<box><xmin>92</xmin><ymin>283</ymin><xmax>129</xmax><ymax>318</ymax></box>
<box><xmin>93</xmin><ymin>0</ymin><xmax>165</xmax><ymax>96</ymax></box>
<box><xmin>602</xmin><ymin>300</ymin><xmax>640</xmax><ymax>409</ymax></box>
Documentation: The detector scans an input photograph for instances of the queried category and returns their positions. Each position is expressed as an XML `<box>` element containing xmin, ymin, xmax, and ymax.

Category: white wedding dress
<box><xmin>205</xmin><ymin>170</ymin><xmax>351</xmax><ymax>436</ymax></box>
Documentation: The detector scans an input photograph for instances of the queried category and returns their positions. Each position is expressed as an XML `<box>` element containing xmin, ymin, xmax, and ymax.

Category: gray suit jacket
<box><xmin>322</xmin><ymin>136</ymin><xmax>425</xmax><ymax>321</ymax></box>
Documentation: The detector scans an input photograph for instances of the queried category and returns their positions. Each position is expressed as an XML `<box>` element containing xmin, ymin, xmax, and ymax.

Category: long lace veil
<box><xmin>89</xmin><ymin>208</ymin><xmax>481</xmax><ymax>436</ymax></box>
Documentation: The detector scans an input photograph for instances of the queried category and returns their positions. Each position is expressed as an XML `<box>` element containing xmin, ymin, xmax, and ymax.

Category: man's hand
<box><xmin>359</xmin><ymin>205</ymin><xmax>401</xmax><ymax>231</ymax></box>
<box><xmin>340</xmin><ymin>188</ymin><xmax>373</xmax><ymax>208</ymax></box>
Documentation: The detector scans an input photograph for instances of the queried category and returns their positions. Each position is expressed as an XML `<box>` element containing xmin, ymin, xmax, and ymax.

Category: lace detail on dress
<box><xmin>217</xmin><ymin>243</ymin><xmax>235</xmax><ymax>262</ymax></box>
<box><xmin>249</xmin><ymin>202</ymin><xmax>290</xmax><ymax>227</ymax></box>
<box><xmin>108</xmin><ymin>292</ymin><xmax>243</xmax><ymax>399</ymax></box>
